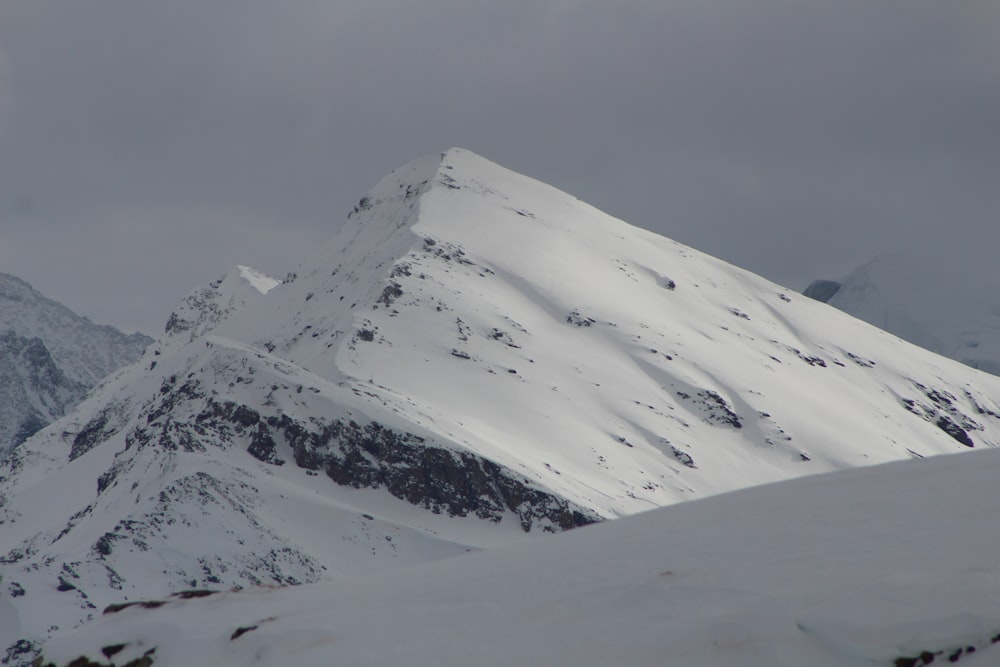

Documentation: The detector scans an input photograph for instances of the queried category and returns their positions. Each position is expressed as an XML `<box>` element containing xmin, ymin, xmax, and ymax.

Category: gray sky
<box><xmin>1</xmin><ymin>1</ymin><xmax>997</xmax><ymax>334</ymax></box>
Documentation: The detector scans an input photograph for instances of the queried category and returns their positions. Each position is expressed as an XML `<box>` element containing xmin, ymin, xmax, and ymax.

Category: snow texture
<box><xmin>38</xmin><ymin>447</ymin><xmax>1000</xmax><ymax>667</ymax></box>
<box><xmin>4</xmin><ymin>149</ymin><xmax>1000</xmax><ymax>663</ymax></box>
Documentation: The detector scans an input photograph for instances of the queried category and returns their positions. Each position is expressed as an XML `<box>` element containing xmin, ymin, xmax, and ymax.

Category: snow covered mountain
<box><xmin>37</xmin><ymin>446</ymin><xmax>1000</xmax><ymax>667</ymax></box>
<box><xmin>4</xmin><ymin>149</ymin><xmax>1000</xmax><ymax>662</ymax></box>
<box><xmin>805</xmin><ymin>255</ymin><xmax>1000</xmax><ymax>376</ymax></box>
<box><xmin>0</xmin><ymin>273</ymin><xmax>151</xmax><ymax>454</ymax></box>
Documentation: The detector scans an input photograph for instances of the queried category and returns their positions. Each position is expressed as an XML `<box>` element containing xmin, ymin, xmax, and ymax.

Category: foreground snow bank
<box><xmin>41</xmin><ymin>447</ymin><xmax>1000</xmax><ymax>667</ymax></box>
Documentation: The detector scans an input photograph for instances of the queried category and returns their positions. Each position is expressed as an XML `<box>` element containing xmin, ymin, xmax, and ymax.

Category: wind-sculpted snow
<box><xmin>4</xmin><ymin>149</ymin><xmax>1000</xmax><ymax>662</ymax></box>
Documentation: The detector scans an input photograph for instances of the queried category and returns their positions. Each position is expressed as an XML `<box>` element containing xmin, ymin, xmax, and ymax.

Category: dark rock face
<box><xmin>70</xmin><ymin>410</ymin><xmax>114</xmax><ymax>461</ymax></box>
<box><xmin>935</xmin><ymin>415</ymin><xmax>975</xmax><ymax>447</ymax></box>
<box><xmin>899</xmin><ymin>382</ymin><xmax>988</xmax><ymax>449</ymax></box>
<box><xmin>14</xmin><ymin>414</ymin><xmax>48</xmax><ymax>450</ymax></box>
<box><xmin>675</xmin><ymin>389</ymin><xmax>743</xmax><ymax>429</ymax></box>
<box><xmin>3</xmin><ymin>639</ymin><xmax>36</xmax><ymax>666</ymax></box>
<box><xmin>255</xmin><ymin>411</ymin><xmax>599</xmax><ymax>532</ymax></box>
<box><xmin>122</xmin><ymin>381</ymin><xmax>600</xmax><ymax>533</ymax></box>
<box><xmin>0</xmin><ymin>331</ymin><xmax>89</xmax><ymax>451</ymax></box>
<box><xmin>289</xmin><ymin>418</ymin><xmax>597</xmax><ymax>531</ymax></box>
<box><xmin>802</xmin><ymin>279</ymin><xmax>842</xmax><ymax>303</ymax></box>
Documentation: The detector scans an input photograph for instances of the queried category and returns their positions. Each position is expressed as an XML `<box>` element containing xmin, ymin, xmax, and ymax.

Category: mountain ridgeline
<box><xmin>4</xmin><ymin>149</ymin><xmax>1000</xmax><ymax>662</ymax></box>
<box><xmin>0</xmin><ymin>273</ymin><xmax>151</xmax><ymax>454</ymax></box>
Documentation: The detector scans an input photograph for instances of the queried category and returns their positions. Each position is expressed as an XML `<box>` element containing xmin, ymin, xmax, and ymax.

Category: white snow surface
<box><xmin>40</xmin><ymin>447</ymin><xmax>1000</xmax><ymax>667</ymax></box>
<box><xmin>4</xmin><ymin>148</ymin><xmax>1000</xmax><ymax>660</ymax></box>
<box><xmin>824</xmin><ymin>254</ymin><xmax>1000</xmax><ymax>376</ymax></box>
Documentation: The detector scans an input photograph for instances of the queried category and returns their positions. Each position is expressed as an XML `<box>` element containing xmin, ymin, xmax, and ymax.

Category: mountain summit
<box><xmin>4</xmin><ymin>149</ymin><xmax>1000</xmax><ymax>660</ymax></box>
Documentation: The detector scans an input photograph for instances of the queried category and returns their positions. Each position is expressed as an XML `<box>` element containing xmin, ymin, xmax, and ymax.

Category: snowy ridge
<box><xmin>161</xmin><ymin>264</ymin><xmax>279</xmax><ymax>349</ymax></box>
<box><xmin>4</xmin><ymin>149</ymin><xmax>1000</xmax><ymax>661</ymax></box>
<box><xmin>38</xmin><ymin>447</ymin><xmax>1000</xmax><ymax>667</ymax></box>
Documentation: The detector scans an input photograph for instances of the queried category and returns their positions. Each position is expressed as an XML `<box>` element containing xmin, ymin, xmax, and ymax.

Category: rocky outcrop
<box><xmin>115</xmin><ymin>380</ymin><xmax>599</xmax><ymax>533</ymax></box>
<box><xmin>263</xmin><ymin>414</ymin><xmax>599</xmax><ymax>532</ymax></box>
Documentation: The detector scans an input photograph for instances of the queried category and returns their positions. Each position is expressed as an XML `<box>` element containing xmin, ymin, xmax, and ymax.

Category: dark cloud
<box><xmin>1</xmin><ymin>1</ymin><xmax>997</xmax><ymax>333</ymax></box>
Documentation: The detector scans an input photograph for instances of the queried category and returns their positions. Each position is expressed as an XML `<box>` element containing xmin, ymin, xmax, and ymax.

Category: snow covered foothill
<box><xmin>38</xmin><ymin>447</ymin><xmax>1000</xmax><ymax>667</ymax></box>
<box><xmin>5</xmin><ymin>149</ymin><xmax>1000</xmax><ymax>661</ymax></box>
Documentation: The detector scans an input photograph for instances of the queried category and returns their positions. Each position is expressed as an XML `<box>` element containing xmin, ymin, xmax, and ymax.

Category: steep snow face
<box><xmin>226</xmin><ymin>149</ymin><xmax>1000</xmax><ymax>513</ymax></box>
<box><xmin>0</xmin><ymin>274</ymin><xmax>151</xmax><ymax>452</ymax></box>
<box><xmin>38</xmin><ymin>447</ymin><xmax>1000</xmax><ymax>667</ymax></box>
<box><xmin>809</xmin><ymin>255</ymin><xmax>1000</xmax><ymax>376</ymax></box>
<box><xmin>4</xmin><ymin>150</ymin><xmax>1000</xmax><ymax>659</ymax></box>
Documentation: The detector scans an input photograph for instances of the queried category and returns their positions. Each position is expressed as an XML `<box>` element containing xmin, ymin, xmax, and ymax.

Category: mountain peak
<box><xmin>6</xmin><ymin>152</ymin><xmax>1000</xmax><ymax>659</ymax></box>
<box><xmin>336</xmin><ymin>147</ymin><xmax>560</xmax><ymax>245</ymax></box>
<box><xmin>162</xmin><ymin>264</ymin><xmax>279</xmax><ymax>345</ymax></box>
<box><xmin>0</xmin><ymin>271</ymin><xmax>37</xmax><ymax>299</ymax></box>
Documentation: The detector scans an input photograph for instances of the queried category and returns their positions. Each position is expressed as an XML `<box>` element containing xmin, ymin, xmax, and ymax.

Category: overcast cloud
<box><xmin>1</xmin><ymin>1</ymin><xmax>997</xmax><ymax>333</ymax></box>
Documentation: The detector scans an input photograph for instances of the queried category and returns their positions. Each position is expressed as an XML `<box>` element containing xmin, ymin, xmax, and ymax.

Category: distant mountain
<box><xmin>804</xmin><ymin>254</ymin><xmax>1000</xmax><ymax>376</ymax></box>
<box><xmin>4</xmin><ymin>150</ymin><xmax>1000</xmax><ymax>662</ymax></box>
<box><xmin>0</xmin><ymin>273</ymin><xmax>151</xmax><ymax>453</ymax></box>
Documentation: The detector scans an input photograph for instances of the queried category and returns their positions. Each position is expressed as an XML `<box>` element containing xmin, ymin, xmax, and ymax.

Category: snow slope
<box><xmin>5</xmin><ymin>149</ymin><xmax>1000</xmax><ymax>661</ymax></box>
<box><xmin>216</xmin><ymin>149</ymin><xmax>1000</xmax><ymax>511</ymax></box>
<box><xmin>38</xmin><ymin>446</ymin><xmax>1000</xmax><ymax>667</ymax></box>
<box><xmin>805</xmin><ymin>254</ymin><xmax>1000</xmax><ymax>376</ymax></box>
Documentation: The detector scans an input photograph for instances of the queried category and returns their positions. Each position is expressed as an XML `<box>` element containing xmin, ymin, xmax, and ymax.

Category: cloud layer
<box><xmin>1</xmin><ymin>1</ymin><xmax>997</xmax><ymax>332</ymax></box>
